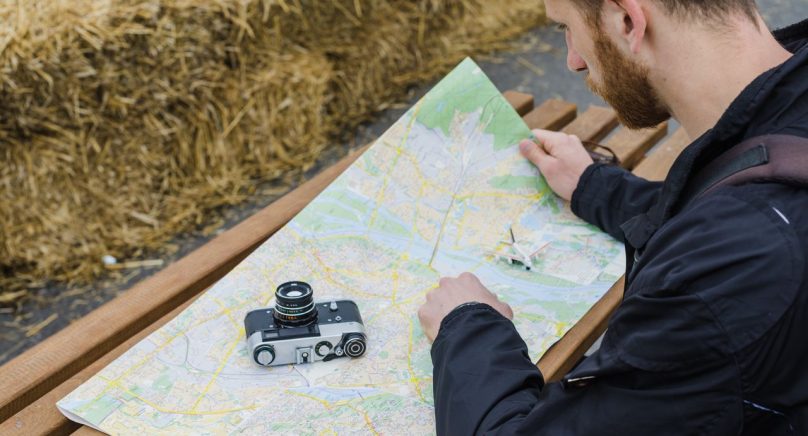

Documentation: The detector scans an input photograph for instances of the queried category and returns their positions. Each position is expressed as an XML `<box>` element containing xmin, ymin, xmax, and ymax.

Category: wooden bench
<box><xmin>0</xmin><ymin>91</ymin><xmax>692</xmax><ymax>435</ymax></box>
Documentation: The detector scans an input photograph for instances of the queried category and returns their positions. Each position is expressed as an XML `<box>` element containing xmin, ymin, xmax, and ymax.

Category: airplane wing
<box><xmin>486</xmin><ymin>250</ymin><xmax>522</xmax><ymax>261</ymax></box>
<box><xmin>529</xmin><ymin>242</ymin><xmax>551</xmax><ymax>259</ymax></box>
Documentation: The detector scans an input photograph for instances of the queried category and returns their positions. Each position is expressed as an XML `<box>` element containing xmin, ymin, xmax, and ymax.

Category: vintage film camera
<box><xmin>244</xmin><ymin>281</ymin><xmax>367</xmax><ymax>366</ymax></box>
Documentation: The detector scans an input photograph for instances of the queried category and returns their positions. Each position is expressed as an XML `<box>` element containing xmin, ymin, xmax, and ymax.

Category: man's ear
<box><xmin>602</xmin><ymin>0</ymin><xmax>648</xmax><ymax>54</ymax></box>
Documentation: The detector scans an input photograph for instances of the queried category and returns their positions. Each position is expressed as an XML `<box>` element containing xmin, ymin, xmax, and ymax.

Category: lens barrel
<box><xmin>274</xmin><ymin>281</ymin><xmax>317</xmax><ymax>327</ymax></box>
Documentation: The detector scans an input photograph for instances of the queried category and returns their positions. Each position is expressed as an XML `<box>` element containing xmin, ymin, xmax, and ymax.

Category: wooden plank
<box><xmin>537</xmin><ymin>121</ymin><xmax>680</xmax><ymax>380</ymax></box>
<box><xmin>49</xmin><ymin>275</ymin><xmax>618</xmax><ymax>430</ymax></box>
<box><xmin>561</xmin><ymin>105</ymin><xmax>618</xmax><ymax>143</ymax></box>
<box><xmin>1</xmin><ymin>295</ymin><xmax>202</xmax><ymax>435</ymax></box>
<box><xmin>633</xmin><ymin>128</ymin><xmax>691</xmax><ymax>181</ymax></box>
<box><xmin>604</xmin><ymin>122</ymin><xmax>669</xmax><ymax>170</ymax></box>
<box><xmin>0</xmin><ymin>93</ymin><xmax>547</xmax><ymax>425</ymax></box>
<box><xmin>5</xmin><ymin>95</ymin><xmax>628</xmax><ymax>433</ymax></box>
<box><xmin>523</xmin><ymin>99</ymin><xmax>577</xmax><ymax>131</ymax></box>
<box><xmin>529</xmin><ymin>105</ymin><xmax>626</xmax><ymax>382</ymax></box>
<box><xmin>502</xmin><ymin>91</ymin><xmax>534</xmax><ymax>116</ymax></box>
<box><xmin>0</xmin><ymin>144</ymin><xmax>370</xmax><ymax>422</ymax></box>
<box><xmin>538</xmin><ymin>278</ymin><xmax>625</xmax><ymax>382</ymax></box>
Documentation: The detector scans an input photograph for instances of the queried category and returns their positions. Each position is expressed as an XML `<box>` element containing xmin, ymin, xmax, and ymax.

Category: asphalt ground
<box><xmin>2</xmin><ymin>1</ymin><xmax>805</xmax><ymax>365</ymax></box>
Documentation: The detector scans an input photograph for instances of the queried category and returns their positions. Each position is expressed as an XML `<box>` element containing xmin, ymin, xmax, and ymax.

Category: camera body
<box><xmin>244</xmin><ymin>281</ymin><xmax>367</xmax><ymax>367</ymax></box>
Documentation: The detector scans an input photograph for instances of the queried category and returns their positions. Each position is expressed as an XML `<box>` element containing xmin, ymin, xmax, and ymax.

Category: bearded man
<box><xmin>417</xmin><ymin>1</ymin><xmax>808</xmax><ymax>434</ymax></box>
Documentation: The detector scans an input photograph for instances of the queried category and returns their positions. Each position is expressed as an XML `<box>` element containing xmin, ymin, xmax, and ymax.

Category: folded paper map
<box><xmin>58</xmin><ymin>58</ymin><xmax>624</xmax><ymax>435</ymax></box>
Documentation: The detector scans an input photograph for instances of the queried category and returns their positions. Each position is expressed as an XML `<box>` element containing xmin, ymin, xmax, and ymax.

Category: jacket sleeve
<box><xmin>431</xmin><ymin>299</ymin><xmax>743</xmax><ymax>436</ymax></box>
<box><xmin>571</xmin><ymin>163</ymin><xmax>662</xmax><ymax>242</ymax></box>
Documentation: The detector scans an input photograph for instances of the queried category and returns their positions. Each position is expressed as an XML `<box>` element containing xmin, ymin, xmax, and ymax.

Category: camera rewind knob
<box><xmin>343</xmin><ymin>335</ymin><xmax>367</xmax><ymax>358</ymax></box>
<box><xmin>254</xmin><ymin>345</ymin><xmax>275</xmax><ymax>366</ymax></box>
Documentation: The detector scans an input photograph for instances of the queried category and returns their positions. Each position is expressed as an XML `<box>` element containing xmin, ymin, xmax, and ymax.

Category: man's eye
<box><xmin>555</xmin><ymin>23</ymin><xmax>568</xmax><ymax>31</ymax></box>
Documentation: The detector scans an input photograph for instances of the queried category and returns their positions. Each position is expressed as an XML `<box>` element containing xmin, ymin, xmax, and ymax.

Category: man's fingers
<box><xmin>531</xmin><ymin>129</ymin><xmax>583</xmax><ymax>157</ymax></box>
<box><xmin>531</xmin><ymin>128</ymin><xmax>570</xmax><ymax>155</ymax></box>
<box><xmin>499</xmin><ymin>303</ymin><xmax>514</xmax><ymax>320</ymax></box>
<box><xmin>458</xmin><ymin>272</ymin><xmax>479</xmax><ymax>284</ymax></box>
<box><xmin>417</xmin><ymin>305</ymin><xmax>426</xmax><ymax>322</ymax></box>
<box><xmin>519</xmin><ymin>139</ymin><xmax>550</xmax><ymax>166</ymax></box>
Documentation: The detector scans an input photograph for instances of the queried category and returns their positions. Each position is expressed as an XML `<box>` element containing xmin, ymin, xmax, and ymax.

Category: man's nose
<box><xmin>567</xmin><ymin>49</ymin><xmax>588</xmax><ymax>72</ymax></box>
<box><xmin>565</xmin><ymin>33</ymin><xmax>588</xmax><ymax>72</ymax></box>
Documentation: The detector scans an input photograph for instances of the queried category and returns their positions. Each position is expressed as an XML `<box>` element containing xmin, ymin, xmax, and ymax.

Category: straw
<box><xmin>0</xmin><ymin>0</ymin><xmax>546</xmax><ymax>305</ymax></box>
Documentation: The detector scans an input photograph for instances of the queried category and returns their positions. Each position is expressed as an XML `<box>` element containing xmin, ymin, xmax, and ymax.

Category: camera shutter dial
<box><xmin>254</xmin><ymin>345</ymin><xmax>275</xmax><ymax>366</ymax></box>
<box><xmin>344</xmin><ymin>335</ymin><xmax>366</xmax><ymax>358</ymax></box>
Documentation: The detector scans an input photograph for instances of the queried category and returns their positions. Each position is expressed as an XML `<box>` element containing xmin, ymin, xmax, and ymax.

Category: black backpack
<box><xmin>685</xmin><ymin>134</ymin><xmax>808</xmax><ymax>201</ymax></box>
<box><xmin>623</xmin><ymin>134</ymin><xmax>808</xmax><ymax>264</ymax></box>
<box><xmin>658</xmin><ymin>133</ymin><xmax>808</xmax><ymax>434</ymax></box>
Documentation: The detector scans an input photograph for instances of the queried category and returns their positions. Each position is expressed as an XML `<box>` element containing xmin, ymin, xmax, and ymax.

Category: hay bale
<box><xmin>0</xmin><ymin>0</ymin><xmax>546</xmax><ymax>303</ymax></box>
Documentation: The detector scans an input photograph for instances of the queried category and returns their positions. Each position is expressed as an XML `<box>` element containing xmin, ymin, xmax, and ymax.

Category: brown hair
<box><xmin>570</xmin><ymin>0</ymin><xmax>759</xmax><ymax>25</ymax></box>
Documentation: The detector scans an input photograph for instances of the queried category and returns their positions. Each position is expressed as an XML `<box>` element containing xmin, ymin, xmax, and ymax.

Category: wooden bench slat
<box><xmin>561</xmin><ymin>105</ymin><xmax>619</xmax><ymax>143</ymax></box>
<box><xmin>540</xmin><ymin>126</ymin><xmax>689</xmax><ymax>381</ymax></box>
<box><xmin>0</xmin><ymin>93</ymin><xmax>664</xmax><ymax>435</ymax></box>
<box><xmin>503</xmin><ymin>91</ymin><xmax>535</xmax><ymax>116</ymax></box>
<box><xmin>0</xmin><ymin>92</ymin><xmax>548</xmax><ymax>427</ymax></box>
<box><xmin>605</xmin><ymin>122</ymin><xmax>669</xmax><ymax>170</ymax></box>
<box><xmin>3</xmin><ymin>92</ymin><xmax>681</xmax><ymax>433</ymax></box>
<box><xmin>538</xmin><ymin>278</ymin><xmax>625</xmax><ymax>382</ymax></box>
<box><xmin>633</xmin><ymin>128</ymin><xmax>691</xmax><ymax>181</ymax></box>
<box><xmin>523</xmin><ymin>99</ymin><xmax>578</xmax><ymax>131</ymax></box>
<box><xmin>0</xmin><ymin>146</ymin><xmax>368</xmax><ymax>422</ymax></box>
<box><xmin>0</xmin><ymin>296</ymin><xmax>202</xmax><ymax>435</ymax></box>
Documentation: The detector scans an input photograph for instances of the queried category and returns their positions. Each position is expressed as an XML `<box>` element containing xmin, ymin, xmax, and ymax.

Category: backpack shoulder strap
<box><xmin>687</xmin><ymin>134</ymin><xmax>808</xmax><ymax>202</ymax></box>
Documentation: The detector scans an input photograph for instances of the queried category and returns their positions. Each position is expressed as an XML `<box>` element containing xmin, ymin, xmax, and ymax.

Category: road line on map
<box><xmin>287</xmin><ymin>228</ymin><xmax>392</xmax><ymax>299</ymax></box>
<box><xmin>96</xmin><ymin>376</ymin><xmax>256</xmax><ymax>415</ymax></box>
<box><xmin>394</xmin><ymin>305</ymin><xmax>426</xmax><ymax>403</ymax></box>
<box><xmin>428</xmin><ymin>192</ymin><xmax>457</xmax><ymax>267</ymax></box>
<box><xmin>427</xmin><ymin>109</ymin><xmax>482</xmax><ymax>268</ymax></box>
<box><xmin>287</xmin><ymin>390</ymin><xmax>333</xmax><ymax>410</ymax></box>
<box><xmin>367</xmin><ymin>101</ymin><xmax>422</xmax><ymax>232</ymax></box>
<box><xmin>191</xmin><ymin>332</ymin><xmax>243</xmax><ymax>412</ymax></box>
<box><xmin>214</xmin><ymin>298</ymin><xmax>244</xmax><ymax>332</ymax></box>
<box><xmin>346</xmin><ymin>403</ymin><xmax>380</xmax><ymax>436</ymax></box>
<box><xmin>96</xmin><ymin>299</ymin><xmax>252</xmax><ymax>401</ymax></box>
<box><xmin>456</xmin><ymin>191</ymin><xmax>543</xmax><ymax>201</ymax></box>
<box><xmin>390</xmin><ymin>270</ymin><xmax>399</xmax><ymax>303</ymax></box>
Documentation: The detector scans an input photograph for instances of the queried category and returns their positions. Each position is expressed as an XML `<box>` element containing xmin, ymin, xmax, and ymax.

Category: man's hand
<box><xmin>418</xmin><ymin>272</ymin><xmax>513</xmax><ymax>342</ymax></box>
<box><xmin>519</xmin><ymin>129</ymin><xmax>594</xmax><ymax>201</ymax></box>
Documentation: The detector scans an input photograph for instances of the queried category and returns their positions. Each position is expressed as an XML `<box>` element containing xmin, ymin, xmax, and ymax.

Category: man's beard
<box><xmin>586</xmin><ymin>29</ymin><xmax>670</xmax><ymax>129</ymax></box>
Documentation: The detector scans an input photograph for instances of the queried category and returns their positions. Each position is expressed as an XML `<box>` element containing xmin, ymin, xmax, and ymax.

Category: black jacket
<box><xmin>431</xmin><ymin>20</ymin><xmax>808</xmax><ymax>435</ymax></box>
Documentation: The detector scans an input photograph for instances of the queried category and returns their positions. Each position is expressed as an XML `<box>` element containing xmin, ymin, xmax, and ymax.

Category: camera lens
<box><xmin>274</xmin><ymin>281</ymin><xmax>317</xmax><ymax>327</ymax></box>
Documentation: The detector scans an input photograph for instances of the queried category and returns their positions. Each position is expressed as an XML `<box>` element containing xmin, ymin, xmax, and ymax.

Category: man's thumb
<box><xmin>519</xmin><ymin>139</ymin><xmax>549</xmax><ymax>166</ymax></box>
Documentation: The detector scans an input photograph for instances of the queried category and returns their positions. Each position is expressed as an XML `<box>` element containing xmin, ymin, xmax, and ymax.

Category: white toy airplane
<box><xmin>488</xmin><ymin>226</ymin><xmax>549</xmax><ymax>271</ymax></box>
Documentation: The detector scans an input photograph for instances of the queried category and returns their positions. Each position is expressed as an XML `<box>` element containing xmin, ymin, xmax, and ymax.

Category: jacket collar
<box><xmin>773</xmin><ymin>18</ymin><xmax>808</xmax><ymax>52</ymax></box>
<box><xmin>621</xmin><ymin>19</ymin><xmax>808</xmax><ymax>253</ymax></box>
